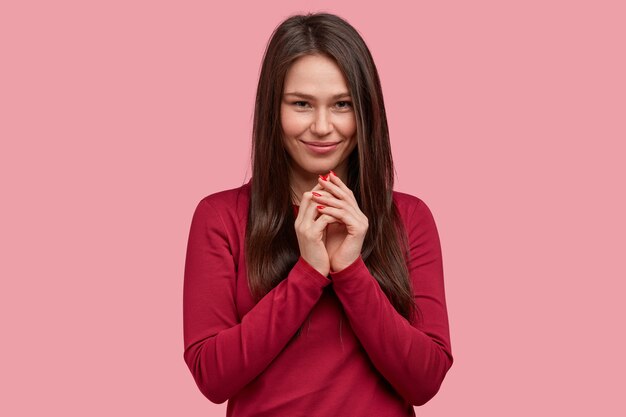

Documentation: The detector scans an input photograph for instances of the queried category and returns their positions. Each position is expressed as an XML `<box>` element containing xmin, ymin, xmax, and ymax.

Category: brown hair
<box><xmin>244</xmin><ymin>12</ymin><xmax>422</xmax><ymax>327</ymax></box>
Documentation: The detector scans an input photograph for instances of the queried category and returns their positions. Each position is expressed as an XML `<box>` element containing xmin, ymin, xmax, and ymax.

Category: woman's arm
<box><xmin>329</xmin><ymin>197</ymin><xmax>454</xmax><ymax>406</ymax></box>
<box><xmin>183</xmin><ymin>198</ymin><xmax>332</xmax><ymax>404</ymax></box>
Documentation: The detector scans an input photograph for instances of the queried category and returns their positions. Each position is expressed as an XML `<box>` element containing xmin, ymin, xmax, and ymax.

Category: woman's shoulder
<box><xmin>392</xmin><ymin>189</ymin><xmax>438</xmax><ymax>228</ymax></box>
<box><xmin>197</xmin><ymin>179</ymin><xmax>251</xmax><ymax>209</ymax></box>
<box><xmin>392</xmin><ymin>189</ymin><xmax>425</xmax><ymax>212</ymax></box>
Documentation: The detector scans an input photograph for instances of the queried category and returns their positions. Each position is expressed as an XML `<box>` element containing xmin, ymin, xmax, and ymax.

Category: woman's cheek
<box><xmin>336</xmin><ymin>118</ymin><xmax>357</xmax><ymax>137</ymax></box>
<box><xmin>281</xmin><ymin>110</ymin><xmax>305</xmax><ymax>135</ymax></box>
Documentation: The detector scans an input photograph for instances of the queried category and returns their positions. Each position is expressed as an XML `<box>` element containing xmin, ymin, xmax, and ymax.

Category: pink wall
<box><xmin>2</xmin><ymin>0</ymin><xmax>624</xmax><ymax>415</ymax></box>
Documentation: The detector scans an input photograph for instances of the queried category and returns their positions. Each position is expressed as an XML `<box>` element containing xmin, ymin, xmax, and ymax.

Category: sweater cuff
<box><xmin>293</xmin><ymin>256</ymin><xmax>333</xmax><ymax>287</ymax></box>
<box><xmin>329</xmin><ymin>255</ymin><xmax>368</xmax><ymax>280</ymax></box>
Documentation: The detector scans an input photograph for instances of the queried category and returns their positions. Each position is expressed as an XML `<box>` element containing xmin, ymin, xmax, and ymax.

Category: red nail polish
<box><xmin>319</xmin><ymin>174</ymin><xmax>328</xmax><ymax>181</ymax></box>
<box><xmin>330</xmin><ymin>170</ymin><xmax>336</xmax><ymax>178</ymax></box>
<box><xmin>312</xmin><ymin>192</ymin><xmax>322</xmax><ymax>197</ymax></box>
<box><xmin>317</xmin><ymin>205</ymin><xmax>325</xmax><ymax>210</ymax></box>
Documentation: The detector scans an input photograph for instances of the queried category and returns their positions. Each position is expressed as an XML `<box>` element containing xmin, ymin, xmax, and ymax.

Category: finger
<box><xmin>294</xmin><ymin>182</ymin><xmax>322</xmax><ymax>205</ymax></box>
<box><xmin>305</xmin><ymin>181</ymin><xmax>324</xmax><ymax>199</ymax></box>
<box><xmin>311</xmin><ymin>213</ymin><xmax>341</xmax><ymax>236</ymax></box>
<box><xmin>294</xmin><ymin>182</ymin><xmax>326</xmax><ymax>230</ymax></box>
<box><xmin>311</xmin><ymin>189</ymin><xmax>345</xmax><ymax>211</ymax></box>
<box><xmin>307</xmin><ymin>182</ymin><xmax>325</xmax><ymax>217</ymax></box>
<box><xmin>315</xmin><ymin>205</ymin><xmax>352</xmax><ymax>226</ymax></box>
<box><xmin>328</xmin><ymin>171</ymin><xmax>358</xmax><ymax>203</ymax></box>
<box><xmin>296</xmin><ymin>186</ymin><xmax>325</xmax><ymax>227</ymax></box>
<box><xmin>328</xmin><ymin>170</ymin><xmax>351</xmax><ymax>191</ymax></box>
<box><xmin>295</xmin><ymin>191</ymin><xmax>314</xmax><ymax>223</ymax></box>
<box><xmin>317</xmin><ymin>173</ymin><xmax>355</xmax><ymax>204</ymax></box>
<box><xmin>317</xmin><ymin>180</ymin><xmax>359</xmax><ymax>220</ymax></box>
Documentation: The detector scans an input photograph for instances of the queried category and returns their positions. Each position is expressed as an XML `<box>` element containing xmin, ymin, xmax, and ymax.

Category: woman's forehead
<box><xmin>283</xmin><ymin>55</ymin><xmax>350</xmax><ymax>97</ymax></box>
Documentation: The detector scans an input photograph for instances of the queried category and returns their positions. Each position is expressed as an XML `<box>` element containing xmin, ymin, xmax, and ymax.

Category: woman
<box><xmin>183</xmin><ymin>12</ymin><xmax>453</xmax><ymax>416</ymax></box>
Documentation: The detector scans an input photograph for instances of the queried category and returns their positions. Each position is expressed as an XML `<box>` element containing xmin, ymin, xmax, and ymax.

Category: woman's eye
<box><xmin>291</xmin><ymin>101</ymin><xmax>352</xmax><ymax>109</ymax></box>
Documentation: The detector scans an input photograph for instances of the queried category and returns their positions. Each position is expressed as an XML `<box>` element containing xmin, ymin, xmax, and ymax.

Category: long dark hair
<box><xmin>245</xmin><ymin>12</ymin><xmax>422</xmax><ymax>326</ymax></box>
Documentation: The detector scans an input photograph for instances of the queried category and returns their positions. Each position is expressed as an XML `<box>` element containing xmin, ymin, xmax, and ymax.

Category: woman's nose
<box><xmin>310</xmin><ymin>109</ymin><xmax>333</xmax><ymax>136</ymax></box>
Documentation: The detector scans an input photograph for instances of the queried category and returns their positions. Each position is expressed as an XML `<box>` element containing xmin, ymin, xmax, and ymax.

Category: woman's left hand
<box><xmin>312</xmin><ymin>171</ymin><xmax>369</xmax><ymax>273</ymax></box>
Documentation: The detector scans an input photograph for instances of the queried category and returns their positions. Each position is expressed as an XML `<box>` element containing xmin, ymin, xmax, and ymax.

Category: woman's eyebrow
<box><xmin>284</xmin><ymin>91</ymin><xmax>351</xmax><ymax>99</ymax></box>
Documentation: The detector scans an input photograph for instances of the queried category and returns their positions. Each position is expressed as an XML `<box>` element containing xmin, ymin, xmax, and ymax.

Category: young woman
<box><xmin>183</xmin><ymin>12</ymin><xmax>453</xmax><ymax>416</ymax></box>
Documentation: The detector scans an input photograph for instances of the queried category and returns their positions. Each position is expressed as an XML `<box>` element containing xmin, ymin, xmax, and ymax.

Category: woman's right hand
<box><xmin>294</xmin><ymin>181</ymin><xmax>340</xmax><ymax>277</ymax></box>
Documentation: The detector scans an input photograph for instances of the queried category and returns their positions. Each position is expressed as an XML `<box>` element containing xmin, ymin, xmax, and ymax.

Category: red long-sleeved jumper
<box><xmin>182</xmin><ymin>179</ymin><xmax>453</xmax><ymax>416</ymax></box>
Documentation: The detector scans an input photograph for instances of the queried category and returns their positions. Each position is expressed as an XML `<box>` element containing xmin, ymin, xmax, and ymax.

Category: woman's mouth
<box><xmin>301</xmin><ymin>141</ymin><xmax>340</xmax><ymax>154</ymax></box>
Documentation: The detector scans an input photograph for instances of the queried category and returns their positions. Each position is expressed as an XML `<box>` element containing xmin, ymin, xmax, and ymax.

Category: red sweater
<box><xmin>183</xmin><ymin>179</ymin><xmax>453</xmax><ymax>416</ymax></box>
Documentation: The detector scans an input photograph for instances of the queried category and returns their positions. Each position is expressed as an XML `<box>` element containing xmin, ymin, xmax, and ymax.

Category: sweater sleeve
<box><xmin>329</xmin><ymin>197</ymin><xmax>453</xmax><ymax>406</ymax></box>
<box><xmin>182</xmin><ymin>198</ymin><xmax>332</xmax><ymax>404</ymax></box>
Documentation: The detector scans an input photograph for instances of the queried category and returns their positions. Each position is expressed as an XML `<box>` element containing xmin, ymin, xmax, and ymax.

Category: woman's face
<box><xmin>280</xmin><ymin>53</ymin><xmax>357</xmax><ymax>180</ymax></box>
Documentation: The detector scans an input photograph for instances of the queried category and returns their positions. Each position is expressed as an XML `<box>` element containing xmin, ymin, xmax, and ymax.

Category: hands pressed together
<box><xmin>294</xmin><ymin>170</ymin><xmax>369</xmax><ymax>276</ymax></box>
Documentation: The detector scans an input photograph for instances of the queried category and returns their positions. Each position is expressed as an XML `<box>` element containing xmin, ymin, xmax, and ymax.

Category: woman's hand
<box><xmin>313</xmin><ymin>171</ymin><xmax>369</xmax><ymax>273</ymax></box>
<box><xmin>294</xmin><ymin>181</ymin><xmax>343</xmax><ymax>277</ymax></box>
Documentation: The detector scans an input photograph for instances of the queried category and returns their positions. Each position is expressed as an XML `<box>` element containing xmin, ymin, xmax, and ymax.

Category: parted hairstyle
<box><xmin>244</xmin><ymin>12</ymin><xmax>422</xmax><ymax>326</ymax></box>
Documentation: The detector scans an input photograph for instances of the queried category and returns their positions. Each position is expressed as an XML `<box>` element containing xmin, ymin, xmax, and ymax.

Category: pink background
<box><xmin>2</xmin><ymin>0</ymin><xmax>624</xmax><ymax>415</ymax></box>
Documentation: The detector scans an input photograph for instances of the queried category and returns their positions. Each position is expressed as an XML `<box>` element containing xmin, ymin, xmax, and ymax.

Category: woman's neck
<box><xmin>288</xmin><ymin>165</ymin><xmax>349</xmax><ymax>205</ymax></box>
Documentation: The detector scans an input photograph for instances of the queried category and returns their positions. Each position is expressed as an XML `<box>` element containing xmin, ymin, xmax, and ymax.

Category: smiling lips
<box><xmin>302</xmin><ymin>141</ymin><xmax>340</xmax><ymax>154</ymax></box>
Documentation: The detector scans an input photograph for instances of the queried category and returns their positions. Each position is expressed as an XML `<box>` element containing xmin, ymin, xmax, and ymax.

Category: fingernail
<box><xmin>330</xmin><ymin>170</ymin><xmax>336</xmax><ymax>178</ymax></box>
<box><xmin>312</xmin><ymin>192</ymin><xmax>322</xmax><ymax>197</ymax></box>
<box><xmin>317</xmin><ymin>205</ymin><xmax>325</xmax><ymax>210</ymax></box>
<box><xmin>319</xmin><ymin>174</ymin><xmax>328</xmax><ymax>181</ymax></box>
